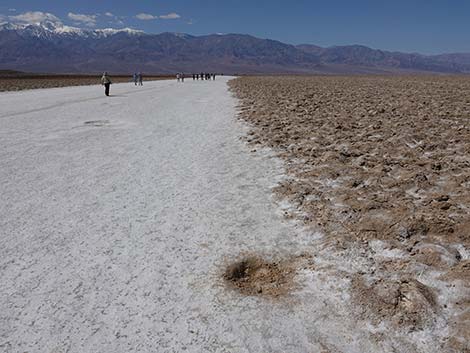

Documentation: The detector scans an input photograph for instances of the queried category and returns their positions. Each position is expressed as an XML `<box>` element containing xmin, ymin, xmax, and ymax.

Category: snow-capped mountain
<box><xmin>1</xmin><ymin>20</ymin><xmax>470</xmax><ymax>74</ymax></box>
<box><xmin>0</xmin><ymin>19</ymin><xmax>144</xmax><ymax>39</ymax></box>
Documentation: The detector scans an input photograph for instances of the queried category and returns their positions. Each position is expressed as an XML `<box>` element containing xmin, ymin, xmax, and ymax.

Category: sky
<box><xmin>1</xmin><ymin>0</ymin><xmax>470</xmax><ymax>54</ymax></box>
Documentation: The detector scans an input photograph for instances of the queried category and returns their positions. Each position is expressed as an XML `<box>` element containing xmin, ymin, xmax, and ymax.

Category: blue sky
<box><xmin>1</xmin><ymin>0</ymin><xmax>470</xmax><ymax>54</ymax></box>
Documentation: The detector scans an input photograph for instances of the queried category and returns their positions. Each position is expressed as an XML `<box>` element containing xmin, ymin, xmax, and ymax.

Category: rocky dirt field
<box><xmin>230</xmin><ymin>75</ymin><xmax>470</xmax><ymax>352</ymax></box>
<box><xmin>0</xmin><ymin>74</ymin><xmax>173</xmax><ymax>92</ymax></box>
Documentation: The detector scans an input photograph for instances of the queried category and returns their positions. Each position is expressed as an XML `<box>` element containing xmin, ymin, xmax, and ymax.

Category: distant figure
<box><xmin>138</xmin><ymin>72</ymin><xmax>143</xmax><ymax>86</ymax></box>
<box><xmin>176</xmin><ymin>73</ymin><xmax>180</xmax><ymax>82</ymax></box>
<box><xmin>181</xmin><ymin>73</ymin><xmax>185</xmax><ymax>82</ymax></box>
<box><xmin>101</xmin><ymin>72</ymin><xmax>112</xmax><ymax>96</ymax></box>
<box><xmin>212</xmin><ymin>73</ymin><xmax>216</xmax><ymax>80</ymax></box>
<box><xmin>200</xmin><ymin>72</ymin><xmax>204</xmax><ymax>80</ymax></box>
<box><xmin>196</xmin><ymin>74</ymin><xmax>199</xmax><ymax>80</ymax></box>
<box><xmin>192</xmin><ymin>74</ymin><xmax>196</xmax><ymax>80</ymax></box>
<box><xmin>133</xmin><ymin>72</ymin><xmax>138</xmax><ymax>85</ymax></box>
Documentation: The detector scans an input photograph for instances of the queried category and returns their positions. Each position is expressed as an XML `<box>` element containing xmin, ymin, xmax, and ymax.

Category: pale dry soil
<box><xmin>0</xmin><ymin>76</ymin><xmax>467</xmax><ymax>353</ymax></box>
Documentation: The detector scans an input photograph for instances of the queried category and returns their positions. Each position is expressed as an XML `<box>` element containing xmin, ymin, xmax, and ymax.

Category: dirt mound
<box><xmin>224</xmin><ymin>256</ymin><xmax>296</xmax><ymax>297</ymax></box>
<box><xmin>352</xmin><ymin>276</ymin><xmax>437</xmax><ymax>330</ymax></box>
<box><xmin>410</xmin><ymin>243</ymin><xmax>462</xmax><ymax>268</ymax></box>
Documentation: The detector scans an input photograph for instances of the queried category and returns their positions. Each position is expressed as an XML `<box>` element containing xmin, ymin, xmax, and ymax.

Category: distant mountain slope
<box><xmin>297</xmin><ymin>44</ymin><xmax>470</xmax><ymax>73</ymax></box>
<box><xmin>0</xmin><ymin>20</ymin><xmax>469</xmax><ymax>74</ymax></box>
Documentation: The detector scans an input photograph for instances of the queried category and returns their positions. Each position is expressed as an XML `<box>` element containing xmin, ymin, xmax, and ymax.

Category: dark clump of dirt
<box><xmin>223</xmin><ymin>256</ymin><xmax>296</xmax><ymax>298</ymax></box>
<box><xmin>352</xmin><ymin>276</ymin><xmax>437</xmax><ymax>330</ymax></box>
<box><xmin>84</xmin><ymin>120</ymin><xmax>109</xmax><ymax>127</ymax></box>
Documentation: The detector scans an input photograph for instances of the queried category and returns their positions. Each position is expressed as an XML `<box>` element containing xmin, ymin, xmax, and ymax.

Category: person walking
<box><xmin>200</xmin><ymin>72</ymin><xmax>204</xmax><ymax>80</ymax></box>
<box><xmin>133</xmin><ymin>72</ymin><xmax>138</xmax><ymax>85</ymax></box>
<box><xmin>181</xmin><ymin>73</ymin><xmax>185</xmax><ymax>82</ymax></box>
<box><xmin>138</xmin><ymin>72</ymin><xmax>143</xmax><ymax>86</ymax></box>
<box><xmin>176</xmin><ymin>73</ymin><xmax>180</xmax><ymax>82</ymax></box>
<box><xmin>101</xmin><ymin>72</ymin><xmax>112</xmax><ymax>96</ymax></box>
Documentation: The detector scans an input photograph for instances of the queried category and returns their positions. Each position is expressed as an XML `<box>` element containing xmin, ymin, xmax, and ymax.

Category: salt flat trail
<box><xmin>1</xmin><ymin>79</ymin><xmax>386</xmax><ymax>353</ymax></box>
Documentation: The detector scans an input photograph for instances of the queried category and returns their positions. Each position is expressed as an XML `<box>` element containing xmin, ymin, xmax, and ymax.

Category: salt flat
<box><xmin>0</xmin><ymin>78</ymin><xmax>446</xmax><ymax>353</ymax></box>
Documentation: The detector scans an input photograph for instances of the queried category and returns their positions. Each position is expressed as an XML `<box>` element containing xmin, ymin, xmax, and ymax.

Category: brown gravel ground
<box><xmin>230</xmin><ymin>75</ymin><xmax>470</xmax><ymax>352</ymax></box>
<box><xmin>0</xmin><ymin>74</ymin><xmax>173</xmax><ymax>92</ymax></box>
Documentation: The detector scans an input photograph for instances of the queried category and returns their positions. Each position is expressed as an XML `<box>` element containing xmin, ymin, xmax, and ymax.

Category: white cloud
<box><xmin>135</xmin><ymin>13</ymin><xmax>157</xmax><ymax>20</ymax></box>
<box><xmin>67</xmin><ymin>12</ymin><xmax>97</xmax><ymax>27</ymax></box>
<box><xmin>9</xmin><ymin>11</ymin><xmax>62</xmax><ymax>25</ymax></box>
<box><xmin>160</xmin><ymin>13</ymin><xmax>181</xmax><ymax>20</ymax></box>
<box><xmin>103</xmin><ymin>12</ymin><xmax>126</xmax><ymax>26</ymax></box>
<box><xmin>135</xmin><ymin>12</ymin><xmax>181</xmax><ymax>21</ymax></box>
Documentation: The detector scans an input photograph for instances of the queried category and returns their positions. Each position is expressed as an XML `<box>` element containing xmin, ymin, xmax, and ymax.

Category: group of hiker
<box><xmin>133</xmin><ymin>72</ymin><xmax>144</xmax><ymax>86</ymax></box>
<box><xmin>176</xmin><ymin>73</ymin><xmax>217</xmax><ymax>82</ymax></box>
<box><xmin>176</xmin><ymin>73</ymin><xmax>185</xmax><ymax>82</ymax></box>
<box><xmin>192</xmin><ymin>73</ymin><xmax>217</xmax><ymax>81</ymax></box>
<box><xmin>100</xmin><ymin>71</ymin><xmax>220</xmax><ymax>96</ymax></box>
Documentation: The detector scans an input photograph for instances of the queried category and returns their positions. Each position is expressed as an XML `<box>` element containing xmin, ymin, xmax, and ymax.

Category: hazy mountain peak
<box><xmin>0</xmin><ymin>22</ymin><xmax>23</xmax><ymax>30</ymax></box>
<box><xmin>171</xmin><ymin>32</ymin><xmax>190</xmax><ymax>38</ymax></box>
<box><xmin>37</xmin><ymin>19</ymin><xmax>63</xmax><ymax>30</ymax></box>
<box><xmin>157</xmin><ymin>32</ymin><xmax>194</xmax><ymax>39</ymax></box>
<box><xmin>94</xmin><ymin>27</ymin><xmax>145</xmax><ymax>36</ymax></box>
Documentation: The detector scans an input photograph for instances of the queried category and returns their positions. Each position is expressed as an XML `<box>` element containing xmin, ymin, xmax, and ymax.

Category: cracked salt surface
<box><xmin>0</xmin><ymin>78</ymin><xmax>453</xmax><ymax>352</ymax></box>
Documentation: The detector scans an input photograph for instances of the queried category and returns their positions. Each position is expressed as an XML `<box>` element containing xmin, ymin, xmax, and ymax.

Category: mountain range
<box><xmin>1</xmin><ymin>20</ymin><xmax>470</xmax><ymax>74</ymax></box>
